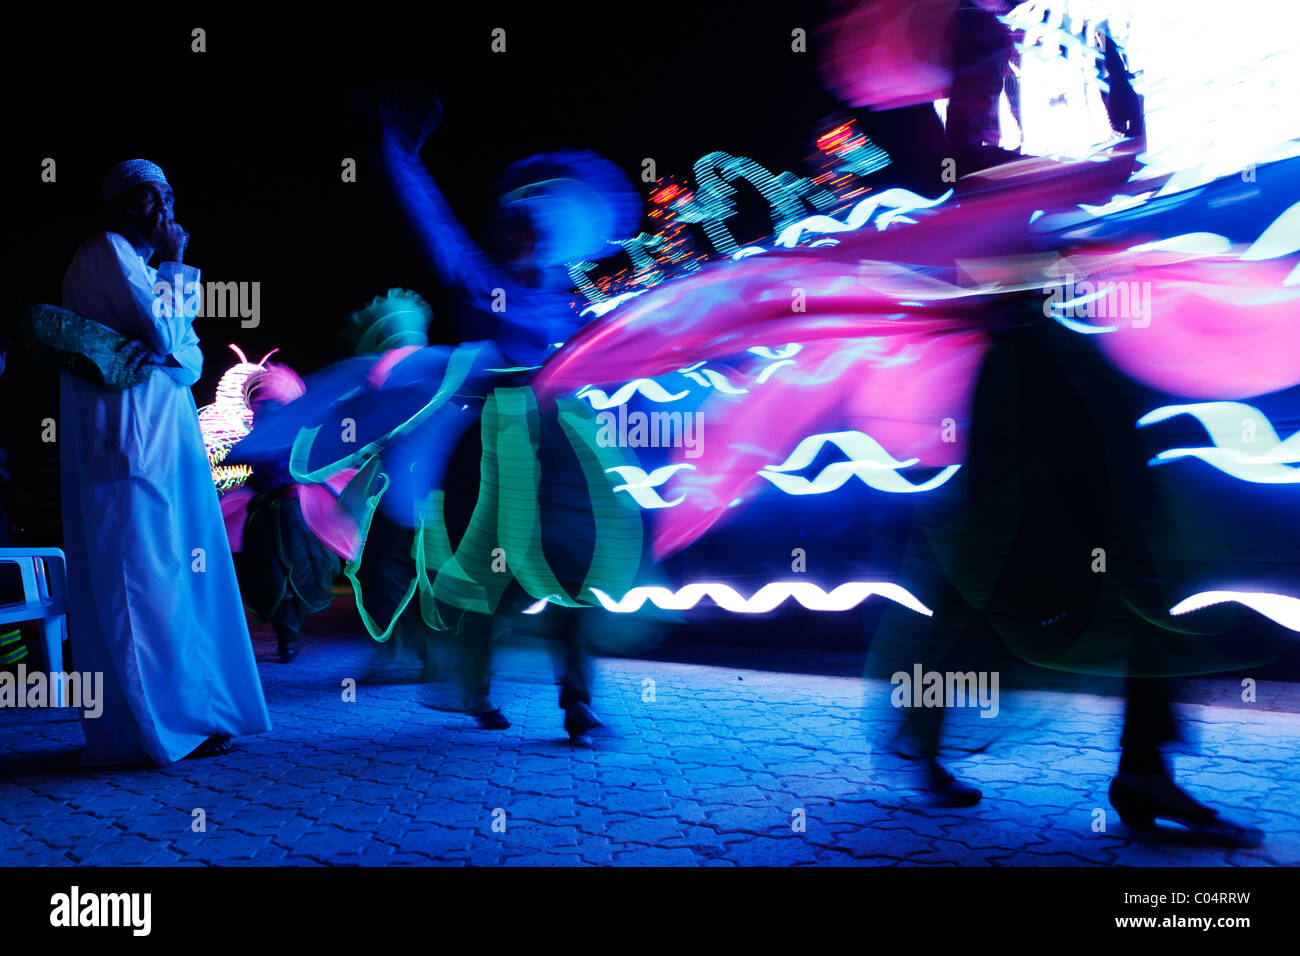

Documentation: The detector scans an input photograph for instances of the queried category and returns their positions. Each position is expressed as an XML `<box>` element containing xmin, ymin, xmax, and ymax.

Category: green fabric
<box><xmin>554</xmin><ymin>397</ymin><xmax>645</xmax><ymax>603</ymax></box>
<box><xmin>22</xmin><ymin>304</ymin><xmax>154</xmax><ymax>392</ymax></box>
<box><xmin>338</xmin><ymin>384</ymin><xmax>645</xmax><ymax>642</ymax></box>
<box><xmin>340</xmin><ymin>459</ymin><xmax>419</xmax><ymax>643</ymax></box>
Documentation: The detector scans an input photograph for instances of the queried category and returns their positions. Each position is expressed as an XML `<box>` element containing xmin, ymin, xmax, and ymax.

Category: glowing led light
<box><xmin>754</xmin><ymin>360</ymin><xmax>796</xmax><ymax>383</ymax></box>
<box><xmin>588</xmin><ymin>581</ymin><xmax>932</xmax><ymax>616</ymax></box>
<box><xmin>758</xmin><ymin>431</ymin><xmax>961</xmax><ymax>495</ymax></box>
<box><xmin>678</xmin><ymin>361</ymin><xmax>748</xmax><ymax>394</ymax></box>
<box><xmin>1127</xmin><ymin>233</ymin><xmax>1232</xmax><ymax>256</ymax></box>
<box><xmin>774</xmin><ymin>189</ymin><xmax>952</xmax><ymax>248</ymax></box>
<box><xmin>579</xmin><ymin>289</ymin><xmax>648</xmax><ymax>317</ymax></box>
<box><xmin>198</xmin><ymin>344</ymin><xmax>278</xmax><ymax>490</ymax></box>
<box><xmin>565</xmin><ymin>129</ymin><xmax>898</xmax><ymax>311</ymax></box>
<box><xmin>747</xmin><ymin>345</ymin><xmax>802</xmax><ymax>361</ymax></box>
<box><xmin>604</xmin><ymin>463</ymin><xmax>697</xmax><ymax>509</ymax></box>
<box><xmin>212</xmin><ymin>463</ymin><xmax>254</xmax><ymax>493</ymax></box>
<box><xmin>1170</xmin><ymin>591</ymin><xmax>1300</xmax><ymax>632</ymax></box>
<box><xmin>1078</xmin><ymin>194</ymin><xmax>1152</xmax><ymax>217</ymax></box>
<box><xmin>817</xmin><ymin>124</ymin><xmax>855</xmax><ymax>153</ymax></box>
<box><xmin>651</xmin><ymin>184</ymin><xmax>683</xmax><ymax>205</ymax></box>
<box><xmin>577</xmin><ymin>380</ymin><xmax>690</xmax><ymax>409</ymax></box>
<box><xmin>1001</xmin><ymin>2</ymin><xmax>1118</xmax><ymax>159</ymax></box>
<box><xmin>575</xmin><ymin>345</ymin><xmax>805</xmax><ymax>412</ymax></box>
<box><xmin>1051</xmin><ymin>314</ymin><xmax>1119</xmax><ymax>335</ymax></box>
<box><xmin>1139</xmin><ymin>402</ymin><xmax>1300</xmax><ymax>483</ymax></box>
<box><xmin>1240</xmin><ymin>202</ymin><xmax>1300</xmax><ymax>261</ymax></box>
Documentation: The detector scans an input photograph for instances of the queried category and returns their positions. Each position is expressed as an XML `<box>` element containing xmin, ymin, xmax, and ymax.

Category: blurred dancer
<box><xmin>851</xmin><ymin>0</ymin><xmax>1263</xmax><ymax>843</ymax></box>
<box><xmin>535</xmin><ymin>87</ymin><xmax>1294</xmax><ymax>855</ymax></box>
<box><xmin>336</xmin><ymin>291</ymin><xmax>449</xmax><ymax>686</ymax></box>
<box><xmin>222</xmin><ymin>363</ymin><xmax>352</xmax><ymax>663</ymax></box>
<box><xmin>542</xmin><ymin>0</ymin><xmax>1283</xmax><ymax>841</ymax></box>
<box><xmin>370</xmin><ymin>94</ymin><xmax>641</xmax><ymax>737</ymax></box>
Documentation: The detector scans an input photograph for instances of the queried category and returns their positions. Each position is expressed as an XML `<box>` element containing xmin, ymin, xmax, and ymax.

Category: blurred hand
<box><xmin>361</xmin><ymin>90</ymin><xmax>443</xmax><ymax>152</ymax></box>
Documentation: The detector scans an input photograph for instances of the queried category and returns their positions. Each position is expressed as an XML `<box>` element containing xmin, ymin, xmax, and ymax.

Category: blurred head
<box><xmin>342</xmin><ymin>288</ymin><xmax>433</xmax><ymax>356</ymax></box>
<box><xmin>487</xmin><ymin>205</ymin><xmax>540</xmax><ymax>281</ymax></box>
<box><xmin>490</xmin><ymin>150</ymin><xmax>641</xmax><ymax>283</ymax></box>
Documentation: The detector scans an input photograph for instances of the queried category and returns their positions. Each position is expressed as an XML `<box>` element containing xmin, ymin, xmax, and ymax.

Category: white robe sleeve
<box><xmin>87</xmin><ymin>233</ymin><xmax>203</xmax><ymax>367</ymax></box>
<box><xmin>159</xmin><ymin>315</ymin><xmax>204</xmax><ymax>386</ymax></box>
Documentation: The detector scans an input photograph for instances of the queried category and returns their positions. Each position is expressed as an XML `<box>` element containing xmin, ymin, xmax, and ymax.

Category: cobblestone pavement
<box><xmin>3</xmin><ymin>618</ymin><xmax>1298</xmax><ymax>866</ymax></box>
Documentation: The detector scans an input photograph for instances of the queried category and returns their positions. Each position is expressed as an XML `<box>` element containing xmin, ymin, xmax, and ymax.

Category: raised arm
<box><xmin>374</xmin><ymin>94</ymin><xmax>504</xmax><ymax>300</ymax></box>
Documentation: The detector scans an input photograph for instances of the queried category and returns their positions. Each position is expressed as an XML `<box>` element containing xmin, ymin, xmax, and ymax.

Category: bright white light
<box><xmin>576</xmin><ymin>379</ymin><xmax>689</xmax><ymax>409</ymax></box>
<box><xmin>758</xmin><ymin>431</ymin><xmax>961</xmax><ymax>495</ymax></box>
<box><xmin>604</xmin><ymin>463</ymin><xmax>696</xmax><ymax>509</ymax></box>
<box><xmin>588</xmin><ymin>581</ymin><xmax>933</xmax><ymax>616</ymax></box>
<box><xmin>1139</xmin><ymin>402</ymin><xmax>1300</xmax><ymax>483</ymax></box>
<box><xmin>1170</xmin><ymin>590</ymin><xmax>1300</xmax><ymax>632</ymax></box>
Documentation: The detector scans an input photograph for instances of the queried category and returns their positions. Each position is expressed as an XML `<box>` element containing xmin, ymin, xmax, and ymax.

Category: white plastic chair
<box><xmin>0</xmin><ymin>548</ymin><xmax>70</xmax><ymax>706</ymax></box>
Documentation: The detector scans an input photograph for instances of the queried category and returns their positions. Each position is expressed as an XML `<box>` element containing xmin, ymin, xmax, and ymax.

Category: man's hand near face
<box><xmin>150</xmin><ymin>210</ymin><xmax>189</xmax><ymax>263</ymax></box>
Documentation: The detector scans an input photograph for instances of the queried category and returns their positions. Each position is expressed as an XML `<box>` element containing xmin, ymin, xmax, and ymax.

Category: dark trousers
<box><xmin>440</xmin><ymin>590</ymin><xmax>592</xmax><ymax>713</ymax></box>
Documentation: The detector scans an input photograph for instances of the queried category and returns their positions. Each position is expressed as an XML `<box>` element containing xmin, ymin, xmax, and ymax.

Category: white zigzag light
<box><xmin>758</xmin><ymin>431</ymin><xmax>961</xmax><ymax>495</ymax></box>
<box><xmin>1239</xmin><ymin>201</ymin><xmax>1299</xmax><ymax>261</ymax></box>
<box><xmin>679</xmin><ymin>361</ymin><xmax>749</xmax><ymax>394</ymax></box>
<box><xmin>588</xmin><ymin>582</ymin><xmax>932</xmax><ymax>616</ymax></box>
<box><xmin>1139</xmin><ymin>402</ymin><xmax>1300</xmax><ymax>483</ymax></box>
<box><xmin>576</xmin><ymin>346</ymin><xmax>803</xmax><ymax>411</ymax></box>
<box><xmin>774</xmin><ymin>189</ymin><xmax>952</xmax><ymax>247</ymax></box>
<box><xmin>1170</xmin><ymin>591</ymin><xmax>1300</xmax><ymax>632</ymax></box>
<box><xmin>604</xmin><ymin>464</ymin><xmax>697</xmax><ymax>509</ymax></box>
<box><xmin>577</xmin><ymin>379</ymin><xmax>690</xmax><ymax>409</ymax></box>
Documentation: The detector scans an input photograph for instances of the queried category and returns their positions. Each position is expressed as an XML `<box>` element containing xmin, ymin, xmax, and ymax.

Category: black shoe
<box><xmin>187</xmin><ymin>734</ymin><xmax>236</xmax><ymax>759</ymax></box>
<box><xmin>872</xmin><ymin>755</ymin><xmax>983</xmax><ymax>808</ymax></box>
<box><xmin>277</xmin><ymin>641</ymin><xmax>300</xmax><ymax>663</ymax></box>
<box><xmin>912</xmin><ymin>758</ymin><xmax>982</xmax><ymax>807</ymax></box>
<box><xmin>563</xmin><ymin>701</ymin><xmax>601</xmax><ymax>739</ymax></box>
<box><xmin>1108</xmin><ymin>771</ymin><xmax>1264</xmax><ymax>847</ymax></box>
<box><xmin>472</xmin><ymin>708</ymin><xmax>511</xmax><ymax>730</ymax></box>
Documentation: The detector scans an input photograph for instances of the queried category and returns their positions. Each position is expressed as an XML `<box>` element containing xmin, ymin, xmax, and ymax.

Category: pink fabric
<box><xmin>220</xmin><ymin>473</ymin><xmax>361</xmax><ymax>561</ymax></box>
<box><xmin>1094</xmin><ymin>256</ymin><xmax>1300</xmax><ymax>399</ymax></box>
<box><xmin>820</xmin><ymin>0</ymin><xmax>961</xmax><ymax>109</ymax></box>
<box><xmin>535</xmin><ymin>251</ymin><xmax>996</xmax><ymax>557</ymax></box>
<box><xmin>246</xmin><ymin>363</ymin><xmax>306</xmax><ymax>408</ymax></box>
<box><xmin>323</xmin><ymin>467</ymin><xmax>358</xmax><ymax>495</ymax></box>
<box><xmin>366</xmin><ymin>346</ymin><xmax>424</xmax><ymax>390</ymax></box>
<box><xmin>536</xmin><ymin>156</ymin><xmax>1300</xmax><ymax>558</ymax></box>
<box><xmin>296</xmin><ymin>483</ymin><xmax>362</xmax><ymax>562</ymax></box>
<box><xmin>220</xmin><ymin>488</ymin><xmax>255</xmax><ymax>553</ymax></box>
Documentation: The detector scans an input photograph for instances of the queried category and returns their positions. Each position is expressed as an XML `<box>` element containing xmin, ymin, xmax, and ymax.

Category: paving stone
<box><xmin>2</xmin><ymin>628</ymin><xmax>1297</xmax><ymax>866</ymax></box>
